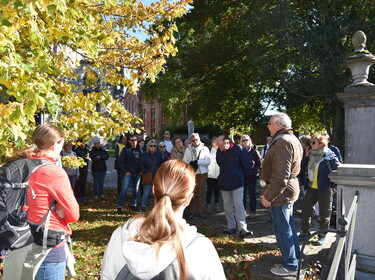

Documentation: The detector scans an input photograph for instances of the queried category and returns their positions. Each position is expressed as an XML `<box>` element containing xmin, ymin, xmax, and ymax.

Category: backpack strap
<box><xmin>115</xmin><ymin>233</ymin><xmax>203</xmax><ymax>280</ymax></box>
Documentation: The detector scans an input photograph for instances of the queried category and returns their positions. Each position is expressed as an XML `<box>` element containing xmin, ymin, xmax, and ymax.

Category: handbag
<box><xmin>141</xmin><ymin>173</ymin><xmax>153</xmax><ymax>185</ymax></box>
<box><xmin>189</xmin><ymin>150</ymin><xmax>201</xmax><ymax>171</ymax></box>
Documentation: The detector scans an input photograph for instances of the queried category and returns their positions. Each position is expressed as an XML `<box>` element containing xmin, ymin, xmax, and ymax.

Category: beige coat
<box><xmin>261</xmin><ymin>128</ymin><xmax>303</xmax><ymax>207</ymax></box>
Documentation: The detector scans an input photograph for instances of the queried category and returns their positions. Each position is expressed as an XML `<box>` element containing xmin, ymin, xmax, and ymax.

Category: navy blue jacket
<box><xmin>119</xmin><ymin>146</ymin><xmax>143</xmax><ymax>174</ymax></box>
<box><xmin>140</xmin><ymin>152</ymin><xmax>162</xmax><ymax>178</ymax></box>
<box><xmin>216</xmin><ymin>143</ymin><xmax>251</xmax><ymax>191</ymax></box>
<box><xmin>307</xmin><ymin>149</ymin><xmax>341</xmax><ymax>194</ymax></box>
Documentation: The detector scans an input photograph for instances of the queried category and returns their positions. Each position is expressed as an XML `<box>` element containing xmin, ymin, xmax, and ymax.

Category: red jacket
<box><xmin>27</xmin><ymin>156</ymin><xmax>80</xmax><ymax>235</ymax></box>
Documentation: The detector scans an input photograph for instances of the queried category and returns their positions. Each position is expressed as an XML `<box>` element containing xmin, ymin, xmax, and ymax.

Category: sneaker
<box><xmin>239</xmin><ymin>230</ymin><xmax>254</xmax><ymax>238</ymax></box>
<box><xmin>130</xmin><ymin>205</ymin><xmax>138</xmax><ymax>211</ymax></box>
<box><xmin>93</xmin><ymin>196</ymin><xmax>98</xmax><ymax>200</ymax></box>
<box><xmin>315</xmin><ymin>235</ymin><xmax>327</xmax><ymax>246</ymax></box>
<box><xmin>215</xmin><ymin>204</ymin><xmax>222</xmax><ymax>213</ymax></box>
<box><xmin>249</xmin><ymin>212</ymin><xmax>256</xmax><ymax>219</ymax></box>
<box><xmin>206</xmin><ymin>205</ymin><xmax>212</xmax><ymax>214</ymax></box>
<box><xmin>99</xmin><ymin>195</ymin><xmax>105</xmax><ymax>198</ymax></box>
<box><xmin>140</xmin><ymin>206</ymin><xmax>147</xmax><ymax>212</ymax></box>
<box><xmin>223</xmin><ymin>228</ymin><xmax>236</xmax><ymax>235</ymax></box>
<box><xmin>270</xmin><ymin>264</ymin><xmax>297</xmax><ymax>276</ymax></box>
<box><xmin>117</xmin><ymin>208</ymin><xmax>124</xmax><ymax>215</ymax></box>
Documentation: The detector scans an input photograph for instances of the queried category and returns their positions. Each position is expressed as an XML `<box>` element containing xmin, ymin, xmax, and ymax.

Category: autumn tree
<box><xmin>0</xmin><ymin>0</ymin><xmax>192</xmax><ymax>160</ymax></box>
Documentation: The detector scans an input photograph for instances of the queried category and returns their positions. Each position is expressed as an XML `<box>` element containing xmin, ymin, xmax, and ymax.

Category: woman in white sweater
<box><xmin>101</xmin><ymin>160</ymin><xmax>226</xmax><ymax>280</ymax></box>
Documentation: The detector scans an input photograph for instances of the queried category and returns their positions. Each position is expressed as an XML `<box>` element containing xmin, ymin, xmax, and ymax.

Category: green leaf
<box><xmin>1</xmin><ymin>19</ymin><xmax>12</xmax><ymax>27</ymax></box>
<box><xmin>61</xmin><ymin>36</ymin><xmax>69</xmax><ymax>42</ymax></box>
<box><xmin>9</xmin><ymin>108</ymin><xmax>21</xmax><ymax>122</ymax></box>
<box><xmin>47</xmin><ymin>4</ymin><xmax>56</xmax><ymax>12</ymax></box>
<box><xmin>14</xmin><ymin>1</ymin><xmax>23</xmax><ymax>8</ymax></box>
<box><xmin>24</xmin><ymin>63</ymin><xmax>34</xmax><ymax>74</ymax></box>
<box><xmin>0</xmin><ymin>0</ymin><xmax>10</xmax><ymax>5</ymax></box>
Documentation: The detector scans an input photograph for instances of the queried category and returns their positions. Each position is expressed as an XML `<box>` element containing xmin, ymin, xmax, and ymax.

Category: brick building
<box><xmin>123</xmin><ymin>89</ymin><xmax>165</xmax><ymax>137</ymax></box>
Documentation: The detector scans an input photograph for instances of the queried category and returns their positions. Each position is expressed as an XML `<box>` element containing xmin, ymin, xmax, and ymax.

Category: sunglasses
<box><xmin>159</xmin><ymin>146</ymin><xmax>166</xmax><ymax>148</ymax></box>
<box><xmin>311</xmin><ymin>141</ymin><xmax>319</xmax><ymax>145</ymax></box>
<box><xmin>191</xmin><ymin>139</ymin><xmax>199</xmax><ymax>142</ymax></box>
<box><xmin>242</xmin><ymin>139</ymin><xmax>249</xmax><ymax>142</ymax></box>
<box><xmin>149</xmin><ymin>145</ymin><xmax>156</xmax><ymax>147</ymax></box>
<box><xmin>129</xmin><ymin>139</ymin><xmax>137</xmax><ymax>142</ymax></box>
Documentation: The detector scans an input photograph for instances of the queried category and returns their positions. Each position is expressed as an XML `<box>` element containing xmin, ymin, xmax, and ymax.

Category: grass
<box><xmin>70</xmin><ymin>187</ymin><xmax>278</xmax><ymax>279</ymax></box>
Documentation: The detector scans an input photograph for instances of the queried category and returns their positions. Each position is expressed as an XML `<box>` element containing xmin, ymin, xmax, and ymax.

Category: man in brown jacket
<box><xmin>261</xmin><ymin>113</ymin><xmax>303</xmax><ymax>277</ymax></box>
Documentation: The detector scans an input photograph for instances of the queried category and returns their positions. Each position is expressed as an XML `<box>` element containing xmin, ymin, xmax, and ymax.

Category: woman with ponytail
<box><xmin>101</xmin><ymin>160</ymin><xmax>226</xmax><ymax>280</ymax></box>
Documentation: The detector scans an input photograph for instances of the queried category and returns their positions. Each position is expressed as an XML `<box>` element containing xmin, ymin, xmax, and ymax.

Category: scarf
<box><xmin>307</xmin><ymin>146</ymin><xmax>328</xmax><ymax>182</ymax></box>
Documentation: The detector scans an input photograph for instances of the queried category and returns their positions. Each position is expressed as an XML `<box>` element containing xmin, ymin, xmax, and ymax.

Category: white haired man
<box><xmin>260</xmin><ymin>113</ymin><xmax>303</xmax><ymax>276</ymax></box>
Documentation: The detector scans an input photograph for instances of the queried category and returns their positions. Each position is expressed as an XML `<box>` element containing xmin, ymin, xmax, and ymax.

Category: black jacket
<box><xmin>90</xmin><ymin>147</ymin><xmax>109</xmax><ymax>172</ymax></box>
<box><xmin>119</xmin><ymin>147</ymin><xmax>143</xmax><ymax>174</ymax></box>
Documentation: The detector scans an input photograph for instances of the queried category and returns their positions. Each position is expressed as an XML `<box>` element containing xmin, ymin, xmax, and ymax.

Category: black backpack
<box><xmin>0</xmin><ymin>158</ymin><xmax>53</xmax><ymax>251</ymax></box>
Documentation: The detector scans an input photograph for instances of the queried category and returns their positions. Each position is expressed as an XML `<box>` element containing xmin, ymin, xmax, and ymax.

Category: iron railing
<box><xmin>297</xmin><ymin>189</ymin><xmax>360</xmax><ymax>280</ymax></box>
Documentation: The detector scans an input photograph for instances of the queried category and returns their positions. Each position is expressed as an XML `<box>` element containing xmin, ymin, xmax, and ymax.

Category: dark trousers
<box><xmin>187</xmin><ymin>173</ymin><xmax>208</xmax><ymax>215</ymax></box>
<box><xmin>75</xmin><ymin>168</ymin><xmax>88</xmax><ymax>198</ymax></box>
<box><xmin>243</xmin><ymin>179</ymin><xmax>257</xmax><ymax>212</ymax></box>
<box><xmin>301</xmin><ymin>188</ymin><xmax>333</xmax><ymax>234</ymax></box>
<box><xmin>116</xmin><ymin>168</ymin><xmax>123</xmax><ymax>195</ymax></box>
<box><xmin>206</xmin><ymin>178</ymin><xmax>220</xmax><ymax>204</ymax></box>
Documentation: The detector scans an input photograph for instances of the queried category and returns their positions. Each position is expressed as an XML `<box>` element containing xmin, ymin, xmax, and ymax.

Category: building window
<box><xmin>151</xmin><ymin>107</ymin><xmax>156</xmax><ymax>120</ymax></box>
<box><xmin>125</xmin><ymin>101</ymin><xmax>128</xmax><ymax>110</ymax></box>
<box><xmin>151</xmin><ymin>124</ymin><xmax>156</xmax><ymax>136</ymax></box>
<box><xmin>142</xmin><ymin>109</ymin><xmax>146</xmax><ymax>121</ymax></box>
<box><xmin>131</xmin><ymin>100</ymin><xmax>135</xmax><ymax>114</ymax></box>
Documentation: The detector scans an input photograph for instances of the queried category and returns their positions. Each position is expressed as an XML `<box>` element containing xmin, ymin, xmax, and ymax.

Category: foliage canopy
<box><xmin>0</xmin><ymin>0</ymin><xmax>192</xmax><ymax>160</ymax></box>
<box><xmin>142</xmin><ymin>0</ymin><xmax>375</xmax><ymax>145</ymax></box>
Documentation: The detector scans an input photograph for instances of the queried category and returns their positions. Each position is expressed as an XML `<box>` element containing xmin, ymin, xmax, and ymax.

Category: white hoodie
<box><xmin>101</xmin><ymin>218</ymin><xmax>226</xmax><ymax>280</ymax></box>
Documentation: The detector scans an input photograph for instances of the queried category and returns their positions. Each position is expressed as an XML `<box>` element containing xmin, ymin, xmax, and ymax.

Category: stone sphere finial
<box><xmin>352</xmin><ymin>31</ymin><xmax>366</xmax><ymax>52</ymax></box>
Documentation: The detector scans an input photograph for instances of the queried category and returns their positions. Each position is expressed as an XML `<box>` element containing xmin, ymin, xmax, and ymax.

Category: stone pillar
<box><xmin>329</xmin><ymin>165</ymin><xmax>375</xmax><ymax>272</ymax></box>
<box><xmin>330</xmin><ymin>31</ymin><xmax>375</xmax><ymax>272</ymax></box>
<box><xmin>336</xmin><ymin>31</ymin><xmax>375</xmax><ymax>164</ymax></box>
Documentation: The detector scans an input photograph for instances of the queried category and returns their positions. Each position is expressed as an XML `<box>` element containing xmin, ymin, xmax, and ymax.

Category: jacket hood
<box><xmin>323</xmin><ymin>148</ymin><xmax>336</xmax><ymax>161</ymax></box>
<box><xmin>120</xmin><ymin>217</ymin><xmax>198</xmax><ymax>279</ymax></box>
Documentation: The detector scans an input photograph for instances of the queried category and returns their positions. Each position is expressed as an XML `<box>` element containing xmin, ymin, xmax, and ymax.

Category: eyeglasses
<box><xmin>242</xmin><ymin>139</ymin><xmax>249</xmax><ymax>142</ymax></box>
<box><xmin>191</xmin><ymin>139</ymin><xmax>199</xmax><ymax>142</ymax></box>
<box><xmin>311</xmin><ymin>141</ymin><xmax>319</xmax><ymax>145</ymax></box>
<box><xmin>149</xmin><ymin>145</ymin><xmax>156</xmax><ymax>147</ymax></box>
<box><xmin>159</xmin><ymin>146</ymin><xmax>166</xmax><ymax>148</ymax></box>
<box><xmin>129</xmin><ymin>139</ymin><xmax>137</xmax><ymax>142</ymax></box>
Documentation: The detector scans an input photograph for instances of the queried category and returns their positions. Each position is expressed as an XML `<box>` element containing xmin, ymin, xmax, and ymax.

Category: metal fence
<box><xmin>297</xmin><ymin>189</ymin><xmax>360</xmax><ymax>280</ymax></box>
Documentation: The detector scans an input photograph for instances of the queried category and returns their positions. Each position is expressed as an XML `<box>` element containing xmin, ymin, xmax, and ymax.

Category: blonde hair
<box><xmin>6</xmin><ymin>124</ymin><xmax>65</xmax><ymax>162</ymax></box>
<box><xmin>311</xmin><ymin>133</ymin><xmax>329</xmax><ymax>147</ymax></box>
<box><xmin>130</xmin><ymin>160</ymin><xmax>195</xmax><ymax>280</ymax></box>
<box><xmin>146</xmin><ymin>139</ymin><xmax>157</xmax><ymax>153</ymax></box>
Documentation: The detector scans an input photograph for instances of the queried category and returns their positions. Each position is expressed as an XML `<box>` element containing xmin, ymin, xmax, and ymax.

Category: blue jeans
<box><xmin>221</xmin><ymin>188</ymin><xmax>248</xmax><ymax>232</ymax></box>
<box><xmin>35</xmin><ymin>261</ymin><xmax>66</xmax><ymax>280</ymax></box>
<box><xmin>141</xmin><ymin>184</ymin><xmax>153</xmax><ymax>207</ymax></box>
<box><xmin>271</xmin><ymin>204</ymin><xmax>300</xmax><ymax>271</ymax></box>
<box><xmin>118</xmin><ymin>174</ymin><xmax>140</xmax><ymax>208</ymax></box>
<box><xmin>92</xmin><ymin>171</ymin><xmax>106</xmax><ymax>197</ymax></box>
<box><xmin>67</xmin><ymin>175</ymin><xmax>76</xmax><ymax>190</ymax></box>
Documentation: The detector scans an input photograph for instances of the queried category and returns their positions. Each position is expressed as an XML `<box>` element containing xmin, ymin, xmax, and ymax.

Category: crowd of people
<box><xmin>2</xmin><ymin>112</ymin><xmax>342</xmax><ymax>279</ymax></box>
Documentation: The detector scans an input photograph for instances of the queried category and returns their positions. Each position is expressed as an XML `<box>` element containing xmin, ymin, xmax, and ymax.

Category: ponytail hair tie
<box><xmin>162</xmin><ymin>193</ymin><xmax>171</xmax><ymax>199</ymax></box>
